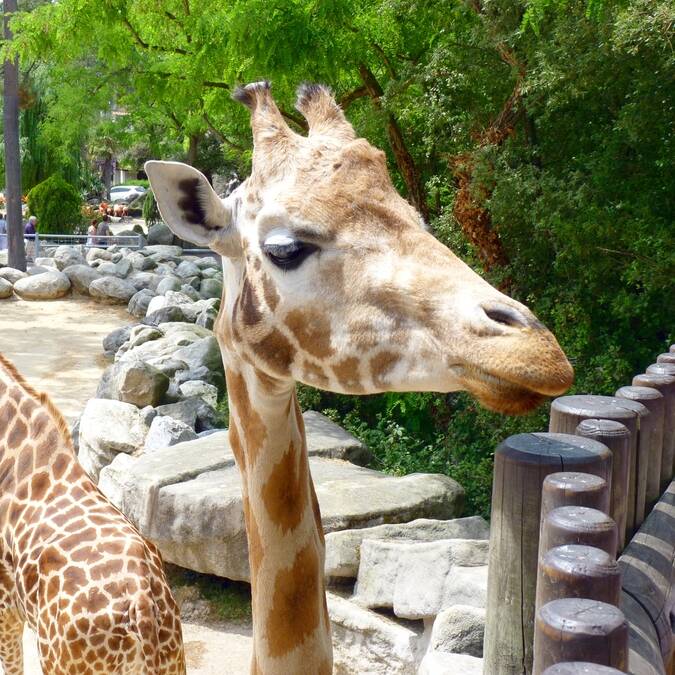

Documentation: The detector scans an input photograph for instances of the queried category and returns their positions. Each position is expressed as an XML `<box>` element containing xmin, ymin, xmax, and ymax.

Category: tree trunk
<box><xmin>186</xmin><ymin>133</ymin><xmax>200</xmax><ymax>167</ymax></box>
<box><xmin>358</xmin><ymin>64</ymin><xmax>429</xmax><ymax>222</ymax></box>
<box><xmin>101</xmin><ymin>155</ymin><xmax>114</xmax><ymax>200</ymax></box>
<box><xmin>4</xmin><ymin>0</ymin><xmax>26</xmax><ymax>271</ymax></box>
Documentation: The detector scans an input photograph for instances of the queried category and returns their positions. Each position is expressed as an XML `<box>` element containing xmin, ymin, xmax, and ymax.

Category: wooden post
<box><xmin>540</xmin><ymin>506</ymin><xmax>618</xmax><ymax>557</ymax></box>
<box><xmin>656</xmin><ymin>353</ymin><xmax>675</xmax><ymax>365</ymax></box>
<box><xmin>543</xmin><ymin>663</ymin><xmax>626</xmax><ymax>674</ymax></box>
<box><xmin>541</xmin><ymin>472</ymin><xmax>609</xmax><ymax>518</ymax></box>
<box><xmin>632</xmin><ymin>373</ymin><xmax>675</xmax><ymax>486</ymax></box>
<box><xmin>533</xmin><ymin>598</ymin><xmax>628</xmax><ymax>674</ymax></box>
<box><xmin>536</xmin><ymin>544</ymin><xmax>621</xmax><ymax>610</ymax></box>
<box><xmin>615</xmin><ymin>386</ymin><xmax>664</xmax><ymax>513</ymax></box>
<box><xmin>550</xmin><ymin>395</ymin><xmax>648</xmax><ymax>533</ymax></box>
<box><xmin>484</xmin><ymin>433</ymin><xmax>612</xmax><ymax>675</ymax></box>
<box><xmin>575</xmin><ymin>419</ymin><xmax>630</xmax><ymax>550</ymax></box>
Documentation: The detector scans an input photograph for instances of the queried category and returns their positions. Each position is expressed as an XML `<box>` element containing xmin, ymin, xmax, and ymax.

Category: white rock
<box><xmin>178</xmin><ymin>380</ymin><xmax>218</xmax><ymax>407</ymax></box>
<box><xmin>0</xmin><ymin>267</ymin><xmax>27</xmax><ymax>284</ymax></box>
<box><xmin>156</xmin><ymin>276</ymin><xmax>182</xmax><ymax>295</ymax></box>
<box><xmin>429</xmin><ymin>605</ymin><xmax>485</xmax><ymax>658</ymax></box>
<box><xmin>86</xmin><ymin>247</ymin><xmax>113</xmax><ymax>263</ymax></box>
<box><xmin>89</xmin><ymin>276</ymin><xmax>137</xmax><ymax>303</ymax></box>
<box><xmin>105</xmin><ymin>359</ymin><xmax>169</xmax><ymax>407</ymax></box>
<box><xmin>355</xmin><ymin>539</ymin><xmax>489</xmax><ymax>619</ymax></box>
<box><xmin>417</xmin><ymin>651</ymin><xmax>483</xmax><ymax>675</ymax></box>
<box><xmin>34</xmin><ymin>256</ymin><xmax>57</xmax><ymax>268</ymax></box>
<box><xmin>325</xmin><ymin>516</ymin><xmax>488</xmax><ymax>578</ymax></box>
<box><xmin>329</xmin><ymin>593</ymin><xmax>423</xmax><ymax>675</ymax></box>
<box><xmin>172</xmin><ymin>336</ymin><xmax>221</xmax><ymax>372</ymax></box>
<box><xmin>146</xmin><ymin>294</ymin><xmax>169</xmax><ymax>316</ymax></box>
<box><xmin>78</xmin><ymin>399</ymin><xmax>149</xmax><ymax>481</ymax></box>
<box><xmin>0</xmin><ymin>278</ymin><xmax>13</xmax><ymax>298</ymax></box>
<box><xmin>144</xmin><ymin>244</ymin><xmax>183</xmax><ymax>259</ymax></box>
<box><xmin>144</xmin><ymin>416</ymin><xmax>198</xmax><ymax>452</ymax></box>
<box><xmin>53</xmin><ymin>245</ymin><xmax>85</xmax><ymax>270</ymax></box>
<box><xmin>175</xmin><ymin>260</ymin><xmax>201</xmax><ymax>279</ymax></box>
<box><xmin>13</xmin><ymin>270</ymin><xmax>71</xmax><ymax>299</ymax></box>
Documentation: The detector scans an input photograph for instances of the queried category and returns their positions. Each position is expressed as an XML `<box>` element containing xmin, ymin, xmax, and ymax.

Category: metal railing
<box><xmin>32</xmin><ymin>233</ymin><xmax>144</xmax><ymax>258</ymax></box>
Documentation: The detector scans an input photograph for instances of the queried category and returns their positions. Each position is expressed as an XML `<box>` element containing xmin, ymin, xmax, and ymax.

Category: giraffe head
<box><xmin>147</xmin><ymin>82</ymin><xmax>573</xmax><ymax>414</ymax></box>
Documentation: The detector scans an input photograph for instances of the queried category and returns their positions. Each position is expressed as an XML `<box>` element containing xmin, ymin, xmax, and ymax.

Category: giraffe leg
<box><xmin>0</xmin><ymin>609</ymin><xmax>24</xmax><ymax>675</ymax></box>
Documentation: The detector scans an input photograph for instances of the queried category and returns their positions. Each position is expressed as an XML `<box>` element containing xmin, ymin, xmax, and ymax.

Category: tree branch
<box><xmin>122</xmin><ymin>16</ymin><xmax>188</xmax><ymax>56</ymax></box>
<box><xmin>203</xmin><ymin>111</ymin><xmax>245</xmax><ymax>152</ymax></box>
<box><xmin>338</xmin><ymin>85</ymin><xmax>368</xmax><ymax>109</ymax></box>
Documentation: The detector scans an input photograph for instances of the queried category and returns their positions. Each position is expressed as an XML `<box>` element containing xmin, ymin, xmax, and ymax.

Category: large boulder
<box><xmin>64</xmin><ymin>264</ymin><xmax>102</xmax><ymax>295</ymax></box>
<box><xmin>128</xmin><ymin>251</ymin><xmax>156</xmax><ymax>271</ymax></box>
<box><xmin>13</xmin><ymin>270</ymin><xmax>71</xmax><ymax>300</ymax></box>
<box><xmin>78</xmin><ymin>399</ymin><xmax>149</xmax><ymax>481</ymax></box>
<box><xmin>173</xmin><ymin>336</ymin><xmax>221</xmax><ymax>373</ymax></box>
<box><xmin>99</xmin><ymin>433</ymin><xmax>464</xmax><ymax>582</ymax></box>
<box><xmin>325</xmin><ymin>516</ymin><xmax>487</xmax><ymax>579</ymax></box>
<box><xmin>144</xmin><ymin>416</ymin><xmax>198</xmax><ymax>452</ymax></box>
<box><xmin>354</xmin><ymin>539</ymin><xmax>488</xmax><ymax>619</ymax></box>
<box><xmin>0</xmin><ymin>278</ymin><xmax>13</xmax><ymax>299</ymax></box>
<box><xmin>128</xmin><ymin>271</ymin><xmax>162</xmax><ymax>292</ymax></box>
<box><xmin>89</xmin><ymin>276</ymin><xmax>137</xmax><ymax>304</ymax></box>
<box><xmin>328</xmin><ymin>593</ymin><xmax>423</xmax><ymax>675</ymax></box>
<box><xmin>156</xmin><ymin>276</ymin><xmax>182</xmax><ymax>295</ymax></box>
<box><xmin>199</xmin><ymin>278</ymin><xmax>223</xmax><ymax>299</ymax></box>
<box><xmin>154</xmin><ymin>397</ymin><xmax>218</xmax><ymax>432</ymax></box>
<box><xmin>103</xmin><ymin>325</ymin><xmax>134</xmax><ymax>357</ymax></box>
<box><xmin>34</xmin><ymin>257</ymin><xmax>57</xmax><ymax>268</ymax></box>
<box><xmin>429</xmin><ymin>605</ymin><xmax>485</xmax><ymax>658</ymax></box>
<box><xmin>175</xmin><ymin>260</ymin><xmax>201</xmax><ymax>279</ymax></box>
<box><xmin>100</xmin><ymin>359</ymin><xmax>170</xmax><ymax>407</ymax></box>
<box><xmin>143</xmin><ymin>305</ymin><xmax>188</xmax><ymax>327</ymax></box>
<box><xmin>143</xmin><ymin>244</ymin><xmax>183</xmax><ymax>260</ymax></box>
<box><xmin>147</xmin><ymin>222</ymin><xmax>175</xmax><ymax>246</ymax></box>
<box><xmin>0</xmin><ymin>267</ymin><xmax>27</xmax><ymax>284</ymax></box>
<box><xmin>53</xmin><ymin>245</ymin><xmax>85</xmax><ymax>270</ymax></box>
<box><xmin>86</xmin><ymin>247</ymin><xmax>113</xmax><ymax>264</ymax></box>
<box><xmin>178</xmin><ymin>380</ymin><xmax>218</xmax><ymax>407</ymax></box>
<box><xmin>128</xmin><ymin>289</ymin><xmax>157</xmax><ymax>318</ymax></box>
<box><xmin>113</xmin><ymin>258</ymin><xmax>132</xmax><ymax>278</ymax></box>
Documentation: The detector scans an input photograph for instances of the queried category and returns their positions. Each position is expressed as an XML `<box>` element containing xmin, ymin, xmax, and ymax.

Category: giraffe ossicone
<box><xmin>0</xmin><ymin>354</ymin><xmax>185</xmax><ymax>674</ymax></box>
<box><xmin>147</xmin><ymin>80</ymin><xmax>573</xmax><ymax>675</ymax></box>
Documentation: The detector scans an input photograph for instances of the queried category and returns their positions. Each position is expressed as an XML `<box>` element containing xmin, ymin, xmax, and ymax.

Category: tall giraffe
<box><xmin>0</xmin><ymin>353</ymin><xmax>186</xmax><ymax>675</ymax></box>
<box><xmin>146</xmin><ymin>81</ymin><xmax>574</xmax><ymax>675</ymax></box>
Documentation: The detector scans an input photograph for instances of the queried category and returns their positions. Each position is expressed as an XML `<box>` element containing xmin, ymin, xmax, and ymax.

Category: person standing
<box><xmin>96</xmin><ymin>214</ymin><xmax>112</xmax><ymax>246</ymax></box>
<box><xmin>0</xmin><ymin>212</ymin><xmax>7</xmax><ymax>250</ymax></box>
<box><xmin>23</xmin><ymin>215</ymin><xmax>37</xmax><ymax>260</ymax></box>
<box><xmin>86</xmin><ymin>220</ymin><xmax>97</xmax><ymax>247</ymax></box>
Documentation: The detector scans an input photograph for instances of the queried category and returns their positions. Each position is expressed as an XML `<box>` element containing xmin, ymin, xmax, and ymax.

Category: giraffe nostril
<box><xmin>482</xmin><ymin>304</ymin><xmax>531</xmax><ymax>330</ymax></box>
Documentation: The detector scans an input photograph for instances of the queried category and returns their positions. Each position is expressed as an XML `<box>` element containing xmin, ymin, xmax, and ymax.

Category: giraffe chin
<box><xmin>464</xmin><ymin>378</ymin><xmax>549</xmax><ymax>416</ymax></box>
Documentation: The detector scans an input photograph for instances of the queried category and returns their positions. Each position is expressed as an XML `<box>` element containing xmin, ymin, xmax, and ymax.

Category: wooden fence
<box><xmin>483</xmin><ymin>346</ymin><xmax>675</xmax><ymax>675</ymax></box>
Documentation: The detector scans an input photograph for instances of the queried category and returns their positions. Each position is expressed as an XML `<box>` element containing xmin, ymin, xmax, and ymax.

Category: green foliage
<box><xmin>142</xmin><ymin>189</ymin><xmax>162</xmax><ymax>227</ymax></box>
<box><xmin>26</xmin><ymin>175</ymin><xmax>82</xmax><ymax>234</ymax></box>
<box><xmin>11</xmin><ymin>0</ymin><xmax>674</xmax><ymax>520</ymax></box>
<box><xmin>166</xmin><ymin>565</ymin><xmax>251</xmax><ymax>623</ymax></box>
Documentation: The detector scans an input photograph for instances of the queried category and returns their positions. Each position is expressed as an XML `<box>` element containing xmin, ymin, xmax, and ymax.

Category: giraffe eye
<box><xmin>262</xmin><ymin>234</ymin><xmax>318</xmax><ymax>271</ymax></box>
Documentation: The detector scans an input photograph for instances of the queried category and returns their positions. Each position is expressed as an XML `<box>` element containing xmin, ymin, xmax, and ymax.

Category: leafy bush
<box><xmin>27</xmin><ymin>175</ymin><xmax>82</xmax><ymax>234</ymax></box>
<box><xmin>142</xmin><ymin>189</ymin><xmax>162</xmax><ymax>226</ymax></box>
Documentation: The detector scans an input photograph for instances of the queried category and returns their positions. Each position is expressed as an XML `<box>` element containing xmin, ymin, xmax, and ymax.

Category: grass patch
<box><xmin>166</xmin><ymin>564</ymin><xmax>252</xmax><ymax>624</ymax></box>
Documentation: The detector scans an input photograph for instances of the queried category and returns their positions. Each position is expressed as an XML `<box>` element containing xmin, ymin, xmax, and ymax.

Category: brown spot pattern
<box><xmin>253</xmin><ymin>328</ymin><xmax>296</xmax><ymax>376</ymax></box>
<box><xmin>370</xmin><ymin>350</ymin><xmax>401</xmax><ymax>389</ymax></box>
<box><xmin>261</xmin><ymin>441</ymin><xmax>308</xmax><ymax>534</ymax></box>
<box><xmin>285</xmin><ymin>308</ymin><xmax>334</xmax><ymax>359</ymax></box>
<box><xmin>226</xmin><ymin>368</ymin><xmax>268</xmax><ymax>467</ymax></box>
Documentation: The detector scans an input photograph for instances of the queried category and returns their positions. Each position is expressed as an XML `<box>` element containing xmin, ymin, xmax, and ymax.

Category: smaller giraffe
<box><xmin>0</xmin><ymin>354</ymin><xmax>186</xmax><ymax>675</ymax></box>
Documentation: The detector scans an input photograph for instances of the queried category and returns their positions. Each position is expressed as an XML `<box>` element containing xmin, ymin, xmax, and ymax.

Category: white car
<box><xmin>109</xmin><ymin>185</ymin><xmax>146</xmax><ymax>202</ymax></box>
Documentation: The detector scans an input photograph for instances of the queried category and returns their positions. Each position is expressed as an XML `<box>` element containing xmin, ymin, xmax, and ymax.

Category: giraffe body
<box><xmin>146</xmin><ymin>81</ymin><xmax>575</xmax><ymax>674</ymax></box>
<box><xmin>0</xmin><ymin>354</ymin><xmax>185</xmax><ymax>675</ymax></box>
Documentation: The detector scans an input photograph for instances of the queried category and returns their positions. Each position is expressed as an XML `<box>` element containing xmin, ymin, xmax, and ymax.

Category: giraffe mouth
<box><xmin>457</xmin><ymin>366</ymin><xmax>550</xmax><ymax>415</ymax></box>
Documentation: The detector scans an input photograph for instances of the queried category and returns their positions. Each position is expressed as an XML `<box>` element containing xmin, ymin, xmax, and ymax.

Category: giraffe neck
<box><xmin>225</xmin><ymin>362</ymin><xmax>332</xmax><ymax>675</ymax></box>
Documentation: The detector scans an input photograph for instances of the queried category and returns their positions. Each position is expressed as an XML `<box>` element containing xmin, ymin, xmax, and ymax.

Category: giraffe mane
<box><xmin>0</xmin><ymin>352</ymin><xmax>74</xmax><ymax>450</ymax></box>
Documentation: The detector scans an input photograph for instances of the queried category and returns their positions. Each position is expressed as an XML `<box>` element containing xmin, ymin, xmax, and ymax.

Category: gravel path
<box><xmin>0</xmin><ymin>295</ymin><xmax>254</xmax><ymax>674</ymax></box>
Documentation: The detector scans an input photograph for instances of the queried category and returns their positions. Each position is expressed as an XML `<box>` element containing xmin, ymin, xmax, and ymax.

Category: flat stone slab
<box><xmin>99</xmin><ymin>420</ymin><xmax>463</xmax><ymax>582</ymax></box>
<box><xmin>326</xmin><ymin>516</ymin><xmax>488</xmax><ymax>578</ymax></box>
<box><xmin>328</xmin><ymin>592</ymin><xmax>423</xmax><ymax>675</ymax></box>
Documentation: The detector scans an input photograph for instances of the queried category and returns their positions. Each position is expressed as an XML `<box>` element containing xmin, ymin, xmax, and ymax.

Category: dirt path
<box><xmin>0</xmin><ymin>295</ymin><xmax>254</xmax><ymax>674</ymax></box>
<box><xmin>0</xmin><ymin>296</ymin><xmax>129</xmax><ymax>424</ymax></box>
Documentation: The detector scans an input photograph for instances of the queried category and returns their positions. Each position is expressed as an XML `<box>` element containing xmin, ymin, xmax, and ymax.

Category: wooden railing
<box><xmin>483</xmin><ymin>346</ymin><xmax>675</xmax><ymax>675</ymax></box>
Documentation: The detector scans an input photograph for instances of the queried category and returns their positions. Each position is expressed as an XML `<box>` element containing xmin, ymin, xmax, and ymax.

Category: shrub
<box><xmin>142</xmin><ymin>189</ymin><xmax>162</xmax><ymax>226</ymax></box>
<box><xmin>27</xmin><ymin>175</ymin><xmax>82</xmax><ymax>234</ymax></box>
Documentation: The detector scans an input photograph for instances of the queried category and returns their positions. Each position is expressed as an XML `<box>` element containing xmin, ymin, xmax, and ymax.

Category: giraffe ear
<box><xmin>144</xmin><ymin>160</ymin><xmax>241</xmax><ymax>257</ymax></box>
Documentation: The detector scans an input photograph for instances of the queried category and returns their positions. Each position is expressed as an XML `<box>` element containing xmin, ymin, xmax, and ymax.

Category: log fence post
<box><xmin>483</xmin><ymin>433</ymin><xmax>612</xmax><ymax>675</ymax></box>
<box><xmin>549</xmin><ymin>395</ymin><xmax>648</xmax><ymax>533</ymax></box>
<box><xmin>615</xmin><ymin>386</ymin><xmax>664</xmax><ymax>512</ymax></box>
<box><xmin>632</xmin><ymin>372</ymin><xmax>675</xmax><ymax>485</ymax></box>
<box><xmin>574</xmin><ymin>420</ymin><xmax>630</xmax><ymax>550</ymax></box>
